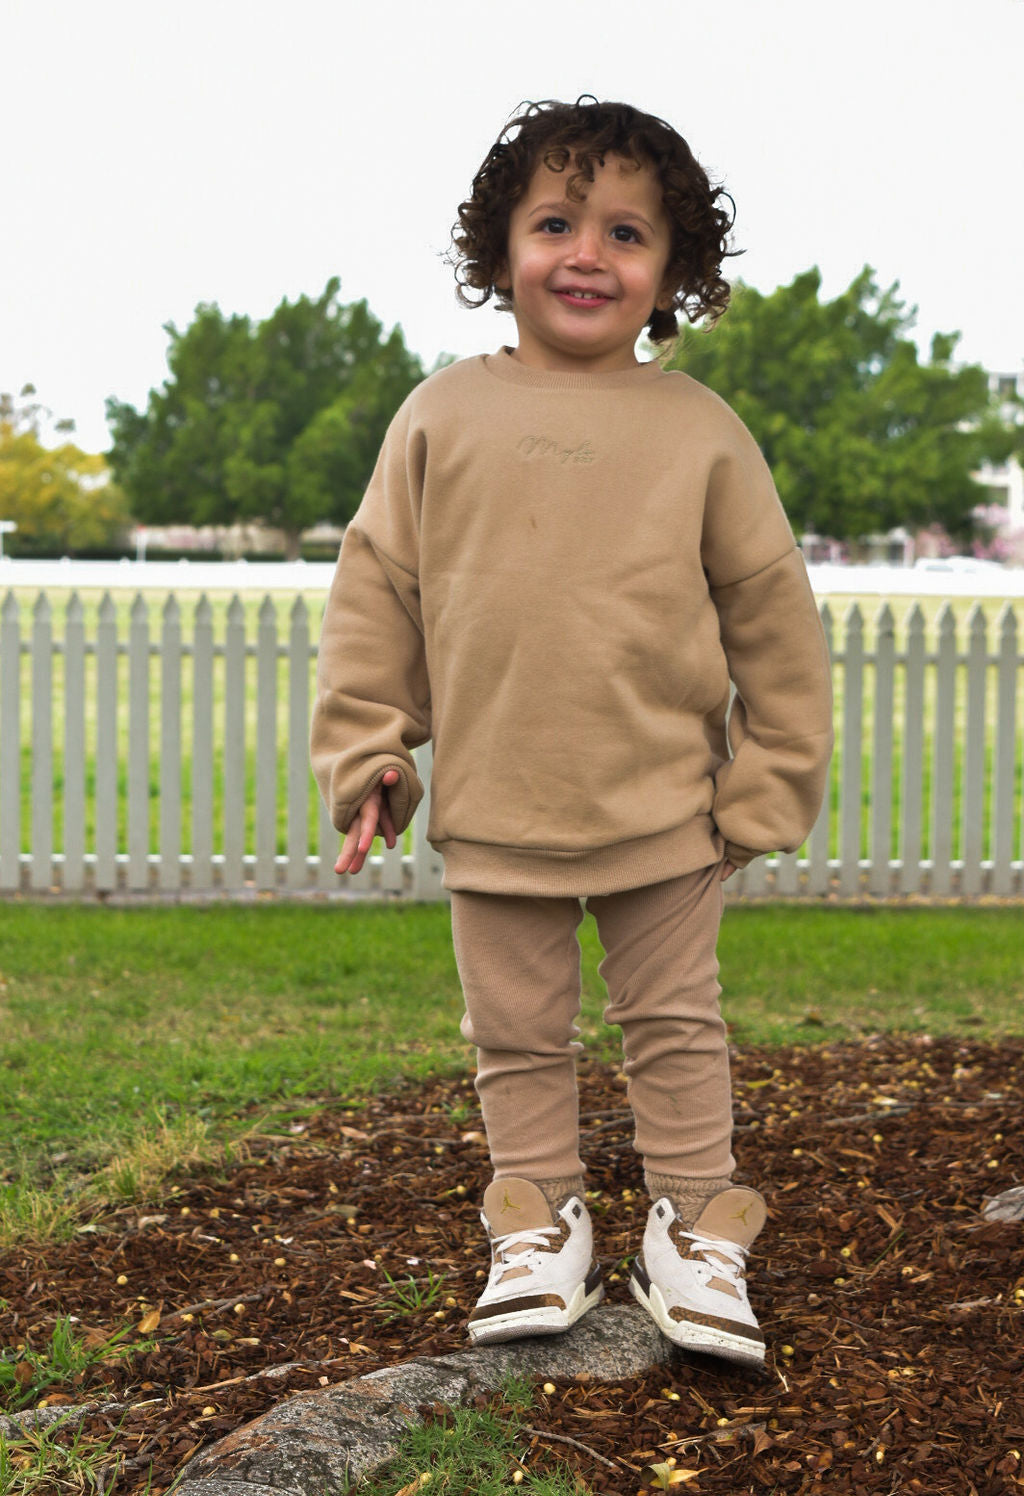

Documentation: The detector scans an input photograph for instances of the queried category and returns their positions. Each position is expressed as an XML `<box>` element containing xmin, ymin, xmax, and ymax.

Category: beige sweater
<box><xmin>311</xmin><ymin>350</ymin><xmax>833</xmax><ymax>895</ymax></box>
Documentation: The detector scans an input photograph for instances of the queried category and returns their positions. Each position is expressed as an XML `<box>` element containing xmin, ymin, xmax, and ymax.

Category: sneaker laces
<box><xmin>679</xmin><ymin>1230</ymin><xmax>748</xmax><ymax>1290</ymax></box>
<box><xmin>489</xmin><ymin>1224</ymin><xmax>561</xmax><ymax>1280</ymax></box>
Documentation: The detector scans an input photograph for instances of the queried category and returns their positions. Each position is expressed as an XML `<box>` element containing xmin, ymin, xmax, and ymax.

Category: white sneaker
<box><xmin>467</xmin><ymin>1177</ymin><xmax>604</xmax><ymax>1346</ymax></box>
<box><xmin>630</xmin><ymin>1186</ymin><xmax>767</xmax><ymax>1368</ymax></box>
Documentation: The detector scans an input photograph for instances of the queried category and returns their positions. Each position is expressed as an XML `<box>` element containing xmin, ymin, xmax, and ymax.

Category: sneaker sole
<box><xmin>629</xmin><ymin>1267</ymin><xmax>765</xmax><ymax>1369</ymax></box>
<box><xmin>468</xmin><ymin>1277</ymin><xmax>605</xmax><ymax>1346</ymax></box>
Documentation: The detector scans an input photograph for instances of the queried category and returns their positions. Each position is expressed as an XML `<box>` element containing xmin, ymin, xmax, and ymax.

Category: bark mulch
<box><xmin>2</xmin><ymin>1034</ymin><xmax>1023</xmax><ymax>1495</ymax></box>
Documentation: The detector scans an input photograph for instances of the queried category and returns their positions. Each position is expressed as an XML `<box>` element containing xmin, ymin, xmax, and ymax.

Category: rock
<box><xmin>981</xmin><ymin>1185</ymin><xmax>1024</xmax><ymax>1223</ymax></box>
<box><xmin>171</xmin><ymin>1303</ymin><xmax>675</xmax><ymax>1494</ymax></box>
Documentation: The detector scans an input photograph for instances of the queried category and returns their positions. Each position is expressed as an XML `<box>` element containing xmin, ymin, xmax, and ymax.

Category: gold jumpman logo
<box><xmin>730</xmin><ymin>1203</ymin><xmax>752</xmax><ymax>1227</ymax></box>
<box><xmin>501</xmin><ymin>1189</ymin><xmax>521</xmax><ymax>1214</ymax></box>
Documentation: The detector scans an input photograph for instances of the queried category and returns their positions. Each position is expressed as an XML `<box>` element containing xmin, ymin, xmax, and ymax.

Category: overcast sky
<box><xmin>3</xmin><ymin>0</ymin><xmax>1022</xmax><ymax>454</ymax></box>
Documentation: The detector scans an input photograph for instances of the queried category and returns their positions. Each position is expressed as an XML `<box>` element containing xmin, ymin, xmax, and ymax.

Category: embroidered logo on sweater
<box><xmin>516</xmin><ymin>435</ymin><xmax>596</xmax><ymax>465</ymax></box>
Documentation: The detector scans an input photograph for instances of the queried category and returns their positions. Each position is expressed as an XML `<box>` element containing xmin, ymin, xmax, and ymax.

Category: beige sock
<box><xmin>644</xmin><ymin>1171</ymin><xmax>733</xmax><ymax>1230</ymax></box>
<box><xmin>534</xmin><ymin>1175</ymin><xmax>587</xmax><ymax>1214</ymax></box>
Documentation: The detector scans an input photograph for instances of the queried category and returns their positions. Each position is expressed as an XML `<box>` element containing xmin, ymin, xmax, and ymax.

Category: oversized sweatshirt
<box><xmin>311</xmin><ymin>350</ymin><xmax>833</xmax><ymax>896</ymax></box>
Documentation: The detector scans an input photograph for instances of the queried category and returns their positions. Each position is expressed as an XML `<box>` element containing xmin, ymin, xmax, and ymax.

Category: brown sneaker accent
<box><xmin>666</xmin><ymin>1305</ymin><xmax>765</xmax><ymax>1343</ymax></box>
<box><xmin>676</xmin><ymin>1188</ymin><xmax>766</xmax><ymax>1298</ymax></box>
<box><xmin>690</xmin><ymin>1187</ymin><xmax>767</xmax><ymax>1247</ymax></box>
<box><xmin>480</xmin><ymin>1179</ymin><xmax>564</xmax><ymax>1283</ymax></box>
<box><xmin>469</xmin><ymin>1292</ymin><xmax>567</xmax><ymax>1324</ymax></box>
<box><xmin>468</xmin><ymin>1253</ymin><xmax>602</xmax><ymax>1326</ymax></box>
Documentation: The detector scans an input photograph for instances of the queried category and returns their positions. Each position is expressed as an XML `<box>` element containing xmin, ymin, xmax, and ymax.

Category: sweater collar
<box><xmin>483</xmin><ymin>347</ymin><xmax>667</xmax><ymax>392</ymax></box>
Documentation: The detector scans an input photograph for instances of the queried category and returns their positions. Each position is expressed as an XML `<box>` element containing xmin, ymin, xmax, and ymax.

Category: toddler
<box><xmin>311</xmin><ymin>97</ymin><xmax>833</xmax><ymax>1369</ymax></box>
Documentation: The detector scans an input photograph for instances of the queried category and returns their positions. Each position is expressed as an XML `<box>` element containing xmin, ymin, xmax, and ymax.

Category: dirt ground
<box><xmin>2</xmin><ymin>1034</ymin><xmax>1023</xmax><ymax>1495</ymax></box>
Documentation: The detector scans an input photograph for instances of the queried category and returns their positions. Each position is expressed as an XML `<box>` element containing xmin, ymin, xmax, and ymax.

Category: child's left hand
<box><xmin>335</xmin><ymin>768</ymin><xmax>400</xmax><ymax>876</ymax></box>
<box><xmin>720</xmin><ymin>860</ymin><xmax>736</xmax><ymax>881</ymax></box>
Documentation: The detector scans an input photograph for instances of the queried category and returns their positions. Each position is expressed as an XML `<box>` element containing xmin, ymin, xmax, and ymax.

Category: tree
<box><xmin>666</xmin><ymin>267</ymin><xmax>1016</xmax><ymax>543</ymax></box>
<box><xmin>106</xmin><ymin>281</ymin><xmax>424</xmax><ymax>557</ymax></box>
<box><xmin>0</xmin><ymin>386</ymin><xmax>130</xmax><ymax>556</ymax></box>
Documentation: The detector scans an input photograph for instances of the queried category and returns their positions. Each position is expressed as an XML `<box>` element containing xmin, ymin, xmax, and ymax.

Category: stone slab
<box><xmin>171</xmin><ymin>1303</ymin><xmax>677</xmax><ymax>1494</ymax></box>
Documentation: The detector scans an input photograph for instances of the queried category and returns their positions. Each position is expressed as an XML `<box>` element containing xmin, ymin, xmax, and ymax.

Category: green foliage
<box><xmin>105</xmin><ymin>279</ymin><xmax>424</xmax><ymax>553</ymax></box>
<box><xmin>0</xmin><ymin>1420</ymin><xmax>128</xmax><ymax>1494</ymax></box>
<box><xmin>377</xmin><ymin>1268</ymin><xmax>447</xmax><ymax>1322</ymax></box>
<box><xmin>0</xmin><ymin>1316</ymin><xmax>142</xmax><ymax>1413</ymax></box>
<box><xmin>351</xmin><ymin>1373</ymin><xmax>587</xmax><ymax>1495</ymax></box>
<box><xmin>667</xmin><ymin>267</ymin><xmax>1016</xmax><ymax>542</ymax></box>
<box><xmin>0</xmin><ymin>387</ymin><xmax>130</xmax><ymax>556</ymax></box>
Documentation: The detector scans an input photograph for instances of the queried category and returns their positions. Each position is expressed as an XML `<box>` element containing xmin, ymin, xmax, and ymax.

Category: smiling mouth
<box><xmin>556</xmin><ymin>288</ymin><xmax>612</xmax><ymax>303</ymax></box>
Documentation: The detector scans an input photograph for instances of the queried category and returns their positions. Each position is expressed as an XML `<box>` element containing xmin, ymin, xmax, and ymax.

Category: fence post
<box><xmin>223</xmin><ymin>596</ymin><xmax>246</xmax><ymax>891</ymax></box>
<box><xmin>127</xmin><ymin>594</ymin><xmax>150</xmax><ymax>890</ymax></box>
<box><xmin>931</xmin><ymin>604</ymin><xmax>957</xmax><ymax>897</ymax></box>
<box><xmin>64</xmin><ymin>593</ymin><xmax>86</xmax><ymax>892</ymax></box>
<box><xmin>839</xmin><ymin>603</ymin><xmax>863</xmax><ymax>898</ymax></box>
<box><xmin>412</xmin><ymin>742</ymin><xmax>446</xmax><ymax>901</ymax></box>
<box><xmin>94</xmin><ymin>594</ymin><xmax>118</xmax><ymax>892</ymax></box>
<box><xmin>869</xmin><ymin>602</ymin><xmax>895</xmax><ymax>897</ymax></box>
<box><xmin>256</xmin><ymin>596</ymin><xmax>278</xmax><ymax>891</ymax></box>
<box><xmin>30</xmin><ymin>594</ymin><xmax>53</xmax><ymax>892</ymax></box>
<box><xmin>286</xmin><ymin>597</ymin><xmax>311</xmax><ymax>891</ymax></box>
<box><xmin>0</xmin><ymin>592</ymin><xmax>20</xmax><ymax>891</ymax></box>
<box><xmin>191</xmin><ymin>595</ymin><xmax>214</xmax><ymax>892</ymax></box>
<box><xmin>900</xmin><ymin>603</ymin><xmax>926</xmax><ymax>894</ymax></box>
<box><xmin>805</xmin><ymin>601</ymin><xmax>833</xmax><ymax>896</ymax></box>
<box><xmin>992</xmin><ymin>605</ymin><xmax>1018</xmax><ymax>896</ymax></box>
<box><xmin>317</xmin><ymin>798</ymin><xmax>339</xmax><ymax>891</ymax></box>
<box><xmin>961</xmin><ymin>604</ymin><xmax>988</xmax><ymax>897</ymax></box>
<box><xmin>159</xmin><ymin>594</ymin><xmax>183</xmax><ymax>892</ymax></box>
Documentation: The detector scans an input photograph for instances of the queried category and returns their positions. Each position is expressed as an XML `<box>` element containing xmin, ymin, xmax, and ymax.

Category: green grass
<box><xmin>1</xmin><ymin>901</ymin><xmax>1021</xmax><ymax>1236</ymax></box>
<box><xmin>0</xmin><ymin>1418</ymin><xmax>132</xmax><ymax>1495</ymax></box>
<box><xmin>0</xmin><ymin>1316</ymin><xmax>143</xmax><ymax>1414</ymax></box>
<box><xmin>0</xmin><ymin>1316</ymin><xmax>154</xmax><ymax>1496</ymax></box>
<box><xmin>0</xmin><ymin>897</ymin><xmax>1020</xmax><ymax>1493</ymax></box>
<box><xmin>342</xmin><ymin>1372</ymin><xmax>588</xmax><ymax>1496</ymax></box>
<box><xmin>377</xmin><ymin>1267</ymin><xmax>448</xmax><ymax>1324</ymax></box>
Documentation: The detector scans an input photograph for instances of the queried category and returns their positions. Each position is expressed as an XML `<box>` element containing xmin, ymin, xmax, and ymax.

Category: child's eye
<box><xmin>611</xmin><ymin>224</ymin><xmax>641</xmax><ymax>243</ymax></box>
<box><xmin>539</xmin><ymin>216</ymin><xmax>570</xmax><ymax>234</ymax></box>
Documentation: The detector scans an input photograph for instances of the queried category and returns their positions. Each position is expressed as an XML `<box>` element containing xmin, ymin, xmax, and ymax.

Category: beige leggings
<box><xmin>451</xmin><ymin>863</ymin><xmax>734</xmax><ymax>1184</ymax></box>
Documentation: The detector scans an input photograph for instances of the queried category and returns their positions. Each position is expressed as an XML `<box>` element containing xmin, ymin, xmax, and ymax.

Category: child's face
<box><xmin>500</xmin><ymin>152</ymin><xmax>674</xmax><ymax>373</ymax></box>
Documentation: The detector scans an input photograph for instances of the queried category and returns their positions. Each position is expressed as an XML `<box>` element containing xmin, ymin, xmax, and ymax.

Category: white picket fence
<box><xmin>0</xmin><ymin>587</ymin><xmax>1022</xmax><ymax>901</ymax></box>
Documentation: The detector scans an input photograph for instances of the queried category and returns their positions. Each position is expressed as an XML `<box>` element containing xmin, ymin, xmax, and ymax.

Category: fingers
<box><xmin>378</xmin><ymin>768</ymin><xmax>400</xmax><ymax>846</ymax></box>
<box><xmin>720</xmin><ymin>860</ymin><xmax>737</xmax><ymax>881</ymax></box>
<box><xmin>334</xmin><ymin>828</ymin><xmax>360</xmax><ymax>876</ymax></box>
<box><xmin>335</xmin><ymin>770</ymin><xmax>402</xmax><ymax>874</ymax></box>
<box><xmin>336</xmin><ymin>792</ymin><xmax>381</xmax><ymax>875</ymax></box>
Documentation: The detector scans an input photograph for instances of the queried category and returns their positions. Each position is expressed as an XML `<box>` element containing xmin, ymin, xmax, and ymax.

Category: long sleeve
<box><xmin>710</xmin><ymin>550</ymin><xmax>833</xmax><ymax>866</ymax></box>
<box><xmin>310</xmin><ymin>410</ymin><xmax>431</xmax><ymax>835</ymax></box>
<box><xmin>701</xmin><ymin>421</ymin><xmax>834</xmax><ymax>867</ymax></box>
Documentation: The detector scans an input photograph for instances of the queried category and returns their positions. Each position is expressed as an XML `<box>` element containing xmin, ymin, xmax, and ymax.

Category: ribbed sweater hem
<box><xmin>437</xmin><ymin>815</ymin><xmax>723</xmax><ymax>897</ymax></box>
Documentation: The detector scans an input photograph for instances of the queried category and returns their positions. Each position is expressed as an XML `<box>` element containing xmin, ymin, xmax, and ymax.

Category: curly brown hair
<box><xmin>450</xmin><ymin>97</ymin><xmax>737</xmax><ymax>343</ymax></box>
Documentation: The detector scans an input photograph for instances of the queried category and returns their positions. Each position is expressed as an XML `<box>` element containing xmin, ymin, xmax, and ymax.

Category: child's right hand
<box><xmin>335</xmin><ymin>768</ymin><xmax>401</xmax><ymax>876</ymax></box>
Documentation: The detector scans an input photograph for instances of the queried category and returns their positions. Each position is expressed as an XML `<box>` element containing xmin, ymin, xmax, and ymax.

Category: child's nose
<box><xmin>567</xmin><ymin>225</ymin><xmax>603</xmax><ymax>269</ymax></box>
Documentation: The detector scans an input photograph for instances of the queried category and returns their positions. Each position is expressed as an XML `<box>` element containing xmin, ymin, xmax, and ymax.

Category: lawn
<box><xmin>0</xmin><ymin>898</ymin><xmax>1021</xmax><ymax>1495</ymax></box>
<box><xmin>0</xmin><ymin>900</ymin><xmax>1021</xmax><ymax>1241</ymax></box>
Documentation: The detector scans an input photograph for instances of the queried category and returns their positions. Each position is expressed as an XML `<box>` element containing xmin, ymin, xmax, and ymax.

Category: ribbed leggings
<box><xmin>451</xmin><ymin>863</ymin><xmax>734</xmax><ymax>1183</ymax></box>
